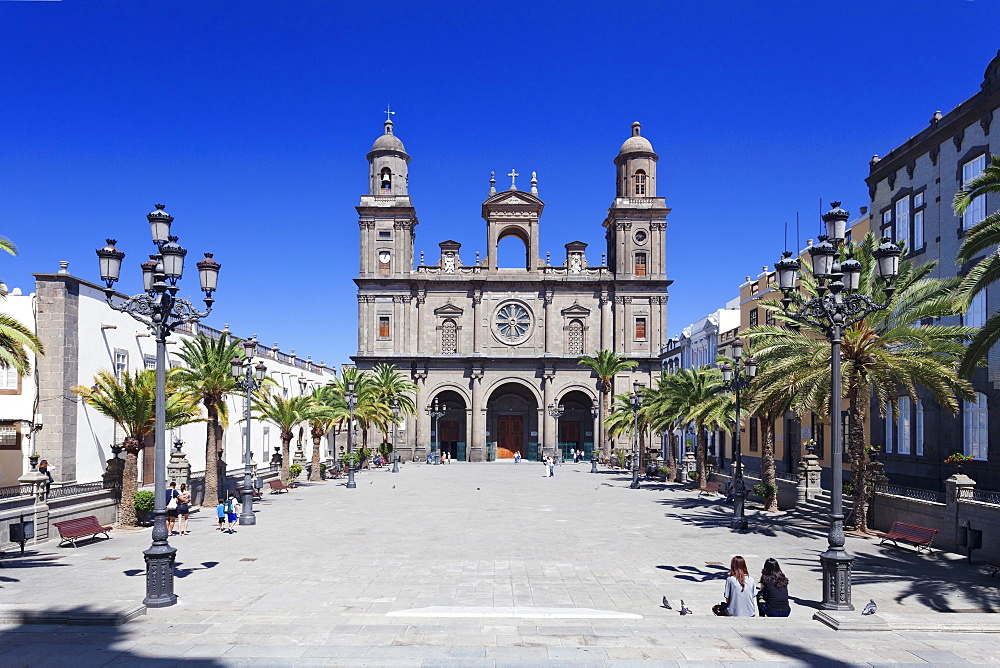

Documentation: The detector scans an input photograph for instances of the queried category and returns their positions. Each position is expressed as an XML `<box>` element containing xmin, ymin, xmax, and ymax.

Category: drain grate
<box><xmin>240</xmin><ymin>558</ymin><xmax>257</xmax><ymax>562</ymax></box>
<box><xmin>705</xmin><ymin>561</ymin><xmax>723</xmax><ymax>566</ymax></box>
<box><xmin>101</xmin><ymin>556</ymin><xmax>121</xmax><ymax>561</ymax></box>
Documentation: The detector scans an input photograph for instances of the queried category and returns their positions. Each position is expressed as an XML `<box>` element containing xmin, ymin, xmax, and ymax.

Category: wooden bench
<box><xmin>53</xmin><ymin>516</ymin><xmax>112</xmax><ymax>548</ymax></box>
<box><xmin>699</xmin><ymin>481</ymin><xmax>724</xmax><ymax>497</ymax></box>
<box><xmin>267</xmin><ymin>479</ymin><xmax>292</xmax><ymax>494</ymax></box>
<box><xmin>876</xmin><ymin>521</ymin><xmax>939</xmax><ymax>553</ymax></box>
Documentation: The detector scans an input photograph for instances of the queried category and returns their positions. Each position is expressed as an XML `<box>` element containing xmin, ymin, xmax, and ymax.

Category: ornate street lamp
<box><xmin>426</xmin><ymin>398</ymin><xmax>445</xmax><ymax>464</ymax></box>
<box><xmin>720</xmin><ymin>338</ymin><xmax>757</xmax><ymax>532</ymax></box>
<box><xmin>546</xmin><ymin>402</ymin><xmax>565</xmax><ymax>462</ymax></box>
<box><xmin>629</xmin><ymin>381</ymin><xmax>643</xmax><ymax>490</ymax></box>
<box><xmin>230</xmin><ymin>338</ymin><xmax>267</xmax><ymax>526</ymax></box>
<box><xmin>95</xmin><ymin>204</ymin><xmax>220</xmax><ymax>608</ymax></box>
<box><xmin>775</xmin><ymin>201</ymin><xmax>901</xmax><ymax>611</ymax></box>
<box><xmin>590</xmin><ymin>402</ymin><xmax>599</xmax><ymax>473</ymax></box>
<box><xmin>391</xmin><ymin>397</ymin><xmax>400</xmax><ymax>473</ymax></box>
<box><xmin>345</xmin><ymin>380</ymin><xmax>358</xmax><ymax>488</ymax></box>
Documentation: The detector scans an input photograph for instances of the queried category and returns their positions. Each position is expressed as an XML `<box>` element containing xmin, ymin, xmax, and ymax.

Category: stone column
<box><xmin>543</xmin><ymin>289</ymin><xmax>554</xmax><ymax>355</ymax></box>
<box><xmin>542</xmin><ymin>369</ymin><xmax>555</xmax><ymax>459</ymax></box>
<box><xmin>472</xmin><ymin>290</ymin><xmax>482</xmax><ymax>355</ymax></box>
<box><xmin>166</xmin><ymin>441</ymin><xmax>191</xmax><ymax>487</ymax></box>
<box><xmin>470</xmin><ymin>367</ymin><xmax>483</xmax><ymax>462</ymax></box>
<box><xmin>600</xmin><ymin>290</ymin><xmax>611</xmax><ymax>350</ymax></box>
<box><xmin>416</xmin><ymin>290</ymin><xmax>426</xmax><ymax>354</ymax></box>
<box><xmin>413</xmin><ymin>369</ymin><xmax>428</xmax><ymax>456</ymax></box>
<box><xmin>20</xmin><ymin>469</ymin><xmax>50</xmax><ymax>542</ymax></box>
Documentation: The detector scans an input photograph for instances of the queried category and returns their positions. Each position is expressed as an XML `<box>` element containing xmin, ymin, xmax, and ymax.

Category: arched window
<box><xmin>634</xmin><ymin>252</ymin><xmax>647</xmax><ymax>276</ymax></box>
<box><xmin>567</xmin><ymin>319</ymin><xmax>584</xmax><ymax>355</ymax></box>
<box><xmin>633</xmin><ymin>170</ymin><xmax>647</xmax><ymax>196</ymax></box>
<box><xmin>380</xmin><ymin>168</ymin><xmax>392</xmax><ymax>191</ymax></box>
<box><xmin>441</xmin><ymin>319</ymin><xmax>458</xmax><ymax>354</ymax></box>
<box><xmin>964</xmin><ymin>392</ymin><xmax>988</xmax><ymax>460</ymax></box>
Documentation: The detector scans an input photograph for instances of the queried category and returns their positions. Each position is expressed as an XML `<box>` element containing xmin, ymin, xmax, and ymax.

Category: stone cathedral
<box><xmin>352</xmin><ymin>119</ymin><xmax>671</xmax><ymax>462</ymax></box>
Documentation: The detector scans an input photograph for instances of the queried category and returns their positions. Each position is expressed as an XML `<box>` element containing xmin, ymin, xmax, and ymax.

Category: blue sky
<box><xmin>2</xmin><ymin>1</ymin><xmax>998</xmax><ymax>366</ymax></box>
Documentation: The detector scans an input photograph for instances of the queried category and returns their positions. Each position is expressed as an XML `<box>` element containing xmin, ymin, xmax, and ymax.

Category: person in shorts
<box><xmin>176</xmin><ymin>483</ymin><xmax>191</xmax><ymax>535</ymax></box>
<box><xmin>225</xmin><ymin>493</ymin><xmax>240</xmax><ymax>533</ymax></box>
<box><xmin>216</xmin><ymin>499</ymin><xmax>226</xmax><ymax>530</ymax></box>
<box><xmin>165</xmin><ymin>482</ymin><xmax>180</xmax><ymax>535</ymax></box>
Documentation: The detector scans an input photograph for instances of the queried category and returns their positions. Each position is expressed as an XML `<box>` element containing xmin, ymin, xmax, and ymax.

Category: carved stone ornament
<box><xmin>569</xmin><ymin>255</ymin><xmax>582</xmax><ymax>273</ymax></box>
<box><xmin>953</xmin><ymin>129</ymin><xmax>965</xmax><ymax>152</ymax></box>
<box><xmin>494</xmin><ymin>302</ymin><xmax>532</xmax><ymax>345</ymax></box>
<box><xmin>982</xmin><ymin>114</ymin><xmax>993</xmax><ymax>136</ymax></box>
<box><xmin>443</xmin><ymin>253</ymin><xmax>456</xmax><ymax>273</ymax></box>
<box><xmin>929</xmin><ymin>146</ymin><xmax>940</xmax><ymax>166</ymax></box>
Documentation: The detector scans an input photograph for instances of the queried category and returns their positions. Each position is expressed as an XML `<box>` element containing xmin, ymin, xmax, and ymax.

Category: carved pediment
<box><xmin>483</xmin><ymin>190</ymin><xmax>543</xmax><ymax>207</ymax></box>
<box><xmin>433</xmin><ymin>303</ymin><xmax>465</xmax><ymax>317</ymax></box>
<box><xmin>561</xmin><ymin>301</ymin><xmax>592</xmax><ymax>317</ymax></box>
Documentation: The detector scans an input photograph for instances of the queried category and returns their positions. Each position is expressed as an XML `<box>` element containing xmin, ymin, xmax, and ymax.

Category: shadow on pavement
<box><xmin>0</xmin><ymin>553</ymin><xmax>71</xmax><ymax>586</ymax></box>
<box><xmin>0</xmin><ymin>605</ymin><xmax>222</xmax><ymax>667</ymax></box>
<box><xmin>748</xmin><ymin>635</ymin><xmax>854</xmax><ymax>666</ymax></box>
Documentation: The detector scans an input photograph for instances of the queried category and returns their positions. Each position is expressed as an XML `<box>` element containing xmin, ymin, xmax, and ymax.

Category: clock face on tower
<box><xmin>494</xmin><ymin>302</ymin><xmax>532</xmax><ymax>345</ymax></box>
<box><xmin>378</xmin><ymin>251</ymin><xmax>391</xmax><ymax>263</ymax></box>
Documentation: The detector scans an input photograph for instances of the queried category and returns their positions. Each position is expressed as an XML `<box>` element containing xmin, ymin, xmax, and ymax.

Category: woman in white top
<box><xmin>722</xmin><ymin>555</ymin><xmax>757</xmax><ymax>616</ymax></box>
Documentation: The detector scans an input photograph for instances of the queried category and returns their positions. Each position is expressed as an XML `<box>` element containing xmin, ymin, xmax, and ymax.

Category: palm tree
<box><xmin>744</xmin><ymin>233</ymin><xmax>974</xmax><ymax>531</ymax></box>
<box><xmin>675</xmin><ymin>366</ymin><xmax>727</xmax><ymax>485</ymax></box>
<box><xmin>306</xmin><ymin>385</ymin><xmax>344</xmax><ymax>481</ymax></box>
<box><xmin>606</xmin><ymin>392</ymin><xmax>643</xmax><ymax>470</ymax></box>
<box><xmin>0</xmin><ymin>236</ymin><xmax>44</xmax><ymax>376</ymax></box>
<box><xmin>73</xmin><ymin>370</ymin><xmax>200</xmax><ymax>527</ymax></box>
<box><xmin>252</xmin><ymin>390</ymin><xmax>313</xmax><ymax>481</ymax></box>
<box><xmin>642</xmin><ymin>371</ymin><xmax>689</xmax><ymax>479</ymax></box>
<box><xmin>173</xmin><ymin>332</ymin><xmax>244</xmax><ymax>507</ymax></box>
<box><xmin>953</xmin><ymin>153</ymin><xmax>1000</xmax><ymax>377</ymax></box>
<box><xmin>744</xmin><ymin>369</ymin><xmax>795</xmax><ymax>513</ymax></box>
<box><xmin>577</xmin><ymin>350</ymin><xmax>638</xmax><ymax>460</ymax></box>
<box><xmin>366</xmin><ymin>363</ymin><xmax>417</xmax><ymax>446</ymax></box>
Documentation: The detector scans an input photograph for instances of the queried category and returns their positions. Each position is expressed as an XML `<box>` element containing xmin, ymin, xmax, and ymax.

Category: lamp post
<box><xmin>546</xmin><ymin>403</ymin><xmax>564</xmax><ymax>462</ymax></box>
<box><xmin>345</xmin><ymin>380</ymin><xmax>358</xmax><ymax>488</ymax></box>
<box><xmin>391</xmin><ymin>397</ymin><xmax>400</xmax><ymax>473</ymax></box>
<box><xmin>629</xmin><ymin>381</ymin><xmax>643</xmax><ymax>490</ymax></box>
<box><xmin>590</xmin><ymin>402</ymin><xmax>599</xmax><ymax>473</ymax></box>
<box><xmin>230</xmin><ymin>338</ymin><xmax>267</xmax><ymax>526</ymax></box>
<box><xmin>775</xmin><ymin>201</ymin><xmax>901</xmax><ymax>611</ymax></box>
<box><xmin>426</xmin><ymin>398</ymin><xmax>445</xmax><ymax>464</ymax></box>
<box><xmin>720</xmin><ymin>338</ymin><xmax>757</xmax><ymax>532</ymax></box>
<box><xmin>95</xmin><ymin>204</ymin><xmax>220</xmax><ymax>608</ymax></box>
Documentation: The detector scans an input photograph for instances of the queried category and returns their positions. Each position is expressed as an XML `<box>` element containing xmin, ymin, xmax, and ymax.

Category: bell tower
<box><xmin>603</xmin><ymin>122</ymin><xmax>669</xmax><ymax>278</ymax></box>
<box><xmin>358</xmin><ymin>115</ymin><xmax>417</xmax><ymax>279</ymax></box>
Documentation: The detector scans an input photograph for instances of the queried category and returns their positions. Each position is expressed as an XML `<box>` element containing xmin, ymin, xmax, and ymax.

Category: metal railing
<box><xmin>0</xmin><ymin>483</ymin><xmax>35</xmax><ymax>500</ymax></box>
<box><xmin>967</xmin><ymin>488</ymin><xmax>1000</xmax><ymax>506</ymax></box>
<box><xmin>775</xmin><ymin>471</ymin><xmax>800</xmax><ymax>483</ymax></box>
<box><xmin>873</xmin><ymin>483</ymin><xmax>946</xmax><ymax>504</ymax></box>
<box><xmin>45</xmin><ymin>481</ymin><xmax>110</xmax><ymax>500</ymax></box>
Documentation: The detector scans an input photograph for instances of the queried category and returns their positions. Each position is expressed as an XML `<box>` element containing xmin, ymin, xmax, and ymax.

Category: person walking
<box><xmin>713</xmin><ymin>555</ymin><xmax>757</xmax><ymax>616</ymax></box>
<box><xmin>165</xmin><ymin>481</ymin><xmax>180</xmax><ymax>535</ymax></box>
<box><xmin>757</xmin><ymin>558</ymin><xmax>791</xmax><ymax>617</ymax></box>
<box><xmin>224</xmin><ymin>493</ymin><xmax>240</xmax><ymax>533</ymax></box>
<box><xmin>548</xmin><ymin>456</ymin><xmax>555</xmax><ymax>477</ymax></box>
<box><xmin>176</xmin><ymin>483</ymin><xmax>191</xmax><ymax>535</ymax></box>
<box><xmin>216</xmin><ymin>497</ymin><xmax>226</xmax><ymax>531</ymax></box>
<box><xmin>514</xmin><ymin>451</ymin><xmax>521</xmax><ymax>464</ymax></box>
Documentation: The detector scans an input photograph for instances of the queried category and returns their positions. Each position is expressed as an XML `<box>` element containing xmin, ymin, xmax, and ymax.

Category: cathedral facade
<box><xmin>352</xmin><ymin>119</ymin><xmax>671</xmax><ymax>462</ymax></box>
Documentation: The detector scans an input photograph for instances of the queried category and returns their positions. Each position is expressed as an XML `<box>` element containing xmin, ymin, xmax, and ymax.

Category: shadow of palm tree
<box><xmin>747</xmin><ymin>635</ymin><xmax>854</xmax><ymax>666</ymax></box>
<box><xmin>0</xmin><ymin>605</ymin><xmax>222</xmax><ymax>666</ymax></box>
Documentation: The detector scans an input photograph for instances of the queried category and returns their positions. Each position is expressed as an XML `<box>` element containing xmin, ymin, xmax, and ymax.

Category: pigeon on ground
<box><xmin>679</xmin><ymin>600</ymin><xmax>691</xmax><ymax>615</ymax></box>
<box><xmin>862</xmin><ymin>599</ymin><xmax>877</xmax><ymax>615</ymax></box>
<box><xmin>661</xmin><ymin>596</ymin><xmax>672</xmax><ymax>609</ymax></box>
<box><xmin>392</xmin><ymin>485</ymin><xmax>395</xmax><ymax>489</ymax></box>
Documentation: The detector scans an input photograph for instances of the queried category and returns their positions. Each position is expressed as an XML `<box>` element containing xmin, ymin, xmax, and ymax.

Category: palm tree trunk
<box><xmin>667</xmin><ymin>431</ymin><xmax>677</xmax><ymax>481</ymax></box>
<box><xmin>281</xmin><ymin>432</ymin><xmax>292</xmax><ymax>481</ymax></box>
<box><xmin>202</xmin><ymin>402</ymin><xmax>220</xmax><ymax>508</ymax></box>
<box><xmin>309</xmin><ymin>426</ymin><xmax>323</xmax><ymax>482</ymax></box>
<box><xmin>600</xmin><ymin>388</ymin><xmax>610</xmax><ymax>460</ymax></box>
<box><xmin>847</xmin><ymin>384</ymin><xmax>871</xmax><ymax>533</ymax></box>
<box><xmin>761</xmin><ymin>415</ymin><xmax>779</xmax><ymax>512</ymax></box>
<box><xmin>695</xmin><ymin>426</ymin><xmax>706</xmax><ymax>485</ymax></box>
<box><xmin>119</xmin><ymin>440</ymin><xmax>140</xmax><ymax>527</ymax></box>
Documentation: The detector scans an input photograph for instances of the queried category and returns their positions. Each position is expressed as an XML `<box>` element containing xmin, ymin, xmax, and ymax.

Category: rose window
<box><xmin>495</xmin><ymin>303</ymin><xmax>531</xmax><ymax>344</ymax></box>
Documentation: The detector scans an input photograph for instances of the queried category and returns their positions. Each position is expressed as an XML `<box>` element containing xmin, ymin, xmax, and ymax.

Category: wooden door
<box><xmin>560</xmin><ymin>421</ymin><xmax>581</xmax><ymax>445</ymax></box>
<box><xmin>440</xmin><ymin>420</ymin><xmax>460</xmax><ymax>443</ymax></box>
<box><xmin>497</xmin><ymin>415</ymin><xmax>523</xmax><ymax>458</ymax></box>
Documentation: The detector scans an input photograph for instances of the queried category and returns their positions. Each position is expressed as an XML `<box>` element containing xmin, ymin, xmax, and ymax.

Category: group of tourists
<box><xmin>164</xmin><ymin>481</ymin><xmax>192</xmax><ymax>535</ymax></box>
<box><xmin>713</xmin><ymin>556</ymin><xmax>791</xmax><ymax>617</ymax></box>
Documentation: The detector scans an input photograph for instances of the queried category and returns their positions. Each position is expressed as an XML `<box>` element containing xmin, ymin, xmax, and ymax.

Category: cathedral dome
<box><xmin>372</xmin><ymin>118</ymin><xmax>406</xmax><ymax>153</ymax></box>
<box><xmin>618</xmin><ymin>121</ymin><xmax>654</xmax><ymax>157</ymax></box>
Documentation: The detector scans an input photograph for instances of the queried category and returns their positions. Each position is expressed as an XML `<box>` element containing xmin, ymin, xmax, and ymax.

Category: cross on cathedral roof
<box><xmin>508</xmin><ymin>169</ymin><xmax>519</xmax><ymax>191</ymax></box>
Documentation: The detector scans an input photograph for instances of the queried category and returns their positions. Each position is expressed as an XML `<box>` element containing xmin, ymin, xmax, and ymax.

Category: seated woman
<box><xmin>716</xmin><ymin>555</ymin><xmax>757</xmax><ymax>616</ymax></box>
<box><xmin>757</xmin><ymin>558</ymin><xmax>791</xmax><ymax>617</ymax></box>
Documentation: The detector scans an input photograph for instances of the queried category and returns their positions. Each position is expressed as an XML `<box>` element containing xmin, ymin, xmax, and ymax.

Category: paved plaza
<box><xmin>2</xmin><ymin>461</ymin><xmax>1000</xmax><ymax>666</ymax></box>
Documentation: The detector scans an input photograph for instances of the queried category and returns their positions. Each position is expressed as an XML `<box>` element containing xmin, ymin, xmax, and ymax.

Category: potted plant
<box><xmin>657</xmin><ymin>465</ymin><xmax>670</xmax><ymax>482</ymax></box>
<box><xmin>288</xmin><ymin>463</ymin><xmax>303</xmax><ymax>481</ymax></box>
<box><xmin>944</xmin><ymin>452</ymin><xmax>974</xmax><ymax>474</ymax></box>
<box><xmin>753</xmin><ymin>482</ymin><xmax>778</xmax><ymax>505</ymax></box>
<box><xmin>27</xmin><ymin>452</ymin><xmax>40</xmax><ymax>471</ymax></box>
<box><xmin>687</xmin><ymin>469</ymin><xmax>700</xmax><ymax>485</ymax></box>
<box><xmin>319</xmin><ymin>462</ymin><xmax>327</xmax><ymax>479</ymax></box>
<box><xmin>134</xmin><ymin>490</ymin><xmax>155</xmax><ymax>525</ymax></box>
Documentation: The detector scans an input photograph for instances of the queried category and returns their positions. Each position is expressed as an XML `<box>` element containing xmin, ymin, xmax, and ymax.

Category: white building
<box><xmin>0</xmin><ymin>262</ymin><xmax>336</xmax><ymax>488</ymax></box>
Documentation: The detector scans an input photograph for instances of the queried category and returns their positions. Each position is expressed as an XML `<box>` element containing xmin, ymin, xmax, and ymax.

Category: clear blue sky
<box><xmin>2</xmin><ymin>1</ymin><xmax>998</xmax><ymax>366</ymax></box>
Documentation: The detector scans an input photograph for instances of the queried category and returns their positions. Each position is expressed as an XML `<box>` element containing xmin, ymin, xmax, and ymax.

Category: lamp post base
<box><xmin>392</xmin><ymin>456</ymin><xmax>399</xmax><ymax>473</ymax></box>
<box><xmin>591</xmin><ymin>459</ymin><xmax>598</xmax><ymax>474</ymax></box>
<box><xmin>143</xmin><ymin>543</ymin><xmax>178</xmax><ymax>608</ymax></box>
<box><xmin>630</xmin><ymin>469</ymin><xmax>640</xmax><ymax>489</ymax></box>
<box><xmin>731</xmin><ymin>492</ymin><xmax>748</xmax><ymax>531</ymax></box>
<box><xmin>238</xmin><ymin>488</ymin><xmax>256</xmax><ymax>525</ymax></box>
<box><xmin>820</xmin><ymin>548</ymin><xmax>855</xmax><ymax>611</ymax></box>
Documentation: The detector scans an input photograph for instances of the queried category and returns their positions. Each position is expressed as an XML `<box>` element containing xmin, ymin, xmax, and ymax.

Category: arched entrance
<box><xmin>486</xmin><ymin>382</ymin><xmax>539</xmax><ymax>461</ymax></box>
<box><xmin>556</xmin><ymin>390</ymin><xmax>596</xmax><ymax>461</ymax></box>
<box><xmin>431</xmin><ymin>390</ymin><xmax>468</xmax><ymax>461</ymax></box>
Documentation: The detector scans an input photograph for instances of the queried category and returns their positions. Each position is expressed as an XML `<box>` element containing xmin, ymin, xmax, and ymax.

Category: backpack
<box><xmin>224</xmin><ymin>499</ymin><xmax>234</xmax><ymax>514</ymax></box>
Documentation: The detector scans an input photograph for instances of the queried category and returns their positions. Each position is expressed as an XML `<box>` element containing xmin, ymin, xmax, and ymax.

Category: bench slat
<box><xmin>53</xmin><ymin>515</ymin><xmax>112</xmax><ymax>548</ymax></box>
<box><xmin>876</xmin><ymin>521</ymin><xmax>938</xmax><ymax>550</ymax></box>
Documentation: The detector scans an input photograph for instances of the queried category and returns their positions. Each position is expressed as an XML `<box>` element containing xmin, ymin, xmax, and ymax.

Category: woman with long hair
<box><xmin>717</xmin><ymin>555</ymin><xmax>757</xmax><ymax>616</ymax></box>
<box><xmin>176</xmin><ymin>483</ymin><xmax>192</xmax><ymax>535</ymax></box>
<box><xmin>758</xmin><ymin>558</ymin><xmax>791</xmax><ymax>617</ymax></box>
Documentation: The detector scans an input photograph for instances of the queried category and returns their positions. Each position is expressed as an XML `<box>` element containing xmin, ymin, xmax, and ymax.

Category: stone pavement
<box><xmin>1</xmin><ymin>460</ymin><xmax>999</xmax><ymax>666</ymax></box>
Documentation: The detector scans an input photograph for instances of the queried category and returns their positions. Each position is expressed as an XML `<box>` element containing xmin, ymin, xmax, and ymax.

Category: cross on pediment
<box><xmin>384</xmin><ymin>105</ymin><xmax>395</xmax><ymax>121</ymax></box>
<box><xmin>508</xmin><ymin>169</ymin><xmax>519</xmax><ymax>191</ymax></box>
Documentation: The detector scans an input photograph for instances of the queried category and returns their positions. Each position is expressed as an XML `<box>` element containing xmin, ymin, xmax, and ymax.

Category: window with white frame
<box><xmin>964</xmin><ymin>289</ymin><xmax>986</xmax><ymax>329</ymax></box>
<box><xmin>895</xmin><ymin>197</ymin><xmax>909</xmax><ymax>246</ymax></box>
<box><xmin>0</xmin><ymin>424</ymin><xmax>18</xmax><ymax>450</ymax></box>
<box><xmin>915</xmin><ymin>399</ymin><xmax>924</xmax><ymax>456</ymax></box>
<box><xmin>963</xmin><ymin>392</ymin><xmax>988</xmax><ymax>460</ymax></box>
<box><xmin>962</xmin><ymin>155</ymin><xmax>987</xmax><ymax>231</ymax></box>
<box><xmin>914</xmin><ymin>191</ymin><xmax>924</xmax><ymax>208</ymax></box>
<box><xmin>884</xmin><ymin>410</ymin><xmax>894</xmax><ymax>454</ymax></box>
<box><xmin>567</xmin><ymin>319</ymin><xmax>583</xmax><ymax>355</ymax></box>
<box><xmin>0</xmin><ymin>368</ymin><xmax>19</xmax><ymax>391</ymax></box>
<box><xmin>897</xmin><ymin>396</ymin><xmax>911</xmax><ymax>455</ymax></box>
<box><xmin>114</xmin><ymin>349</ymin><xmax>128</xmax><ymax>379</ymax></box>
<box><xmin>913</xmin><ymin>210</ymin><xmax>924</xmax><ymax>250</ymax></box>
<box><xmin>144</xmin><ymin>354</ymin><xmax>156</xmax><ymax>370</ymax></box>
<box><xmin>882</xmin><ymin>209</ymin><xmax>892</xmax><ymax>233</ymax></box>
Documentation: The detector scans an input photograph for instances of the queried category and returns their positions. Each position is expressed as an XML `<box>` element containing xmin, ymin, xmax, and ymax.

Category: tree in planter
<box><xmin>666</xmin><ymin>366</ymin><xmax>726</xmax><ymax>487</ymax></box>
<box><xmin>252</xmin><ymin>390</ymin><xmax>313</xmax><ymax>482</ymax></box>
<box><xmin>73</xmin><ymin>369</ymin><xmax>200</xmax><ymax>527</ymax></box>
<box><xmin>133</xmin><ymin>490</ymin><xmax>155</xmax><ymax>525</ymax></box>
<box><xmin>366</xmin><ymin>363</ymin><xmax>417</xmax><ymax>445</ymax></box>
<box><xmin>643</xmin><ymin>371</ymin><xmax>690</xmax><ymax>481</ymax></box>
<box><xmin>745</xmin><ymin>234</ymin><xmax>973</xmax><ymax>531</ymax></box>
<box><xmin>577</xmin><ymin>350</ymin><xmax>638</xmax><ymax>460</ymax></box>
<box><xmin>173</xmin><ymin>332</ymin><xmax>243</xmax><ymax>508</ymax></box>
<box><xmin>306</xmin><ymin>385</ymin><xmax>343</xmax><ymax>481</ymax></box>
<box><xmin>605</xmin><ymin>391</ymin><xmax>652</xmax><ymax>471</ymax></box>
<box><xmin>742</xmin><ymin>362</ymin><xmax>795</xmax><ymax>513</ymax></box>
